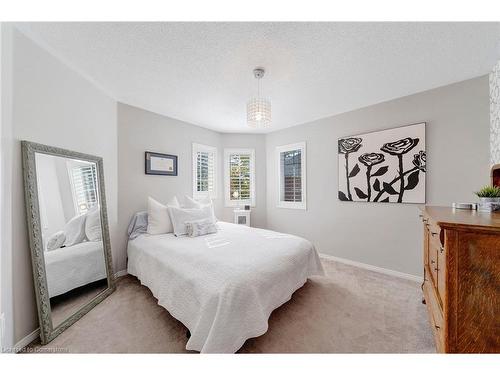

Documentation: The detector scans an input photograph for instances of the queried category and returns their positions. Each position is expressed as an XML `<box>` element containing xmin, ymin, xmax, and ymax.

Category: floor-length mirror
<box><xmin>22</xmin><ymin>141</ymin><xmax>115</xmax><ymax>344</ymax></box>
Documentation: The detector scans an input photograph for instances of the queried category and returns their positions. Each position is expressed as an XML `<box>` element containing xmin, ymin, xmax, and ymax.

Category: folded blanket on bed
<box><xmin>127</xmin><ymin>211</ymin><xmax>148</xmax><ymax>240</ymax></box>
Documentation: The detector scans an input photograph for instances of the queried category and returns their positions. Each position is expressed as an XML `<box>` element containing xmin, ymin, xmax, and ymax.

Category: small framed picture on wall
<box><xmin>145</xmin><ymin>151</ymin><xmax>178</xmax><ymax>176</ymax></box>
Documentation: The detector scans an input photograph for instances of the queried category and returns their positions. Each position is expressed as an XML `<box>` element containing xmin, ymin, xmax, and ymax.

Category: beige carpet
<box><xmin>28</xmin><ymin>258</ymin><xmax>435</xmax><ymax>353</ymax></box>
<box><xmin>50</xmin><ymin>279</ymin><xmax>108</xmax><ymax>327</ymax></box>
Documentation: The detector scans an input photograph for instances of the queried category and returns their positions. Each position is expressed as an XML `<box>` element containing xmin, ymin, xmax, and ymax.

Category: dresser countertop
<box><xmin>420</xmin><ymin>206</ymin><xmax>500</xmax><ymax>231</ymax></box>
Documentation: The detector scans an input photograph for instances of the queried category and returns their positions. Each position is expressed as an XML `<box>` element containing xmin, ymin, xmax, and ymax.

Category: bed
<box><xmin>127</xmin><ymin>221</ymin><xmax>325</xmax><ymax>353</ymax></box>
<box><xmin>45</xmin><ymin>241</ymin><xmax>107</xmax><ymax>298</ymax></box>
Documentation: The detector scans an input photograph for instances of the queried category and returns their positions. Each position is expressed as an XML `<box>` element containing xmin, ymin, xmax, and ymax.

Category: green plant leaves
<box><xmin>475</xmin><ymin>185</ymin><xmax>500</xmax><ymax>197</ymax></box>
<box><xmin>349</xmin><ymin>163</ymin><xmax>360</xmax><ymax>178</ymax></box>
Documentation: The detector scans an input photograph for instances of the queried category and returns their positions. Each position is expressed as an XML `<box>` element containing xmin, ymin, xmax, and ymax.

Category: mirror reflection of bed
<box><xmin>35</xmin><ymin>152</ymin><xmax>108</xmax><ymax>327</ymax></box>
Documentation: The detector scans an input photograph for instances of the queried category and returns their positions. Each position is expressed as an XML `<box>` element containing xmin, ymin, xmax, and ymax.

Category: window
<box><xmin>224</xmin><ymin>148</ymin><xmax>255</xmax><ymax>207</ymax></box>
<box><xmin>68</xmin><ymin>161</ymin><xmax>98</xmax><ymax>215</ymax></box>
<box><xmin>192</xmin><ymin>143</ymin><xmax>217</xmax><ymax>199</ymax></box>
<box><xmin>277</xmin><ymin>142</ymin><xmax>306</xmax><ymax>209</ymax></box>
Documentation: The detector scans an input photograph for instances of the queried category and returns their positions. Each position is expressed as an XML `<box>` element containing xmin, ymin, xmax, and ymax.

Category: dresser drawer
<box><xmin>423</xmin><ymin>278</ymin><xmax>445</xmax><ymax>352</ymax></box>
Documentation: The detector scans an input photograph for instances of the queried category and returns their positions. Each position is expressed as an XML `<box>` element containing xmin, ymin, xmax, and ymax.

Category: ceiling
<box><xmin>17</xmin><ymin>22</ymin><xmax>500</xmax><ymax>133</ymax></box>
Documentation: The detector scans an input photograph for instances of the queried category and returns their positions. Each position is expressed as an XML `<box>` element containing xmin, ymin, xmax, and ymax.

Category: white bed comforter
<box><xmin>127</xmin><ymin>222</ymin><xmax>325</xmax><ymax>353</ymax></box>
<box><xmin>45</xmin><ymin>241</ymin><xmax>106</xmax><ymax>298</ymax></box>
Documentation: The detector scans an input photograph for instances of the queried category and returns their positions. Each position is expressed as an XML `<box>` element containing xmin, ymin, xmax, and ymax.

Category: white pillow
<box><xmin>184</xmin><ymin>195</ymin><xmax>217</xmax><ymax>222</ymax></box>
<box><xmin>85</xmin><ymin>207</ymin><xmax>102</xmax><ymax>242</ymax></box>
<box><xmin>184</xmin><ymin>195</ymin><xmax>202</xmax><ymax>208</ymax></box>
<box><xmin>147</xmin><ymin>196</ymin><xmax>179</xmax><ymax>235</ymax></box>
<box><xmin>168</xmin><ymin>205</ymin><xmax>214</xmax><ymax>236</ymax></box>
<box><xmin>63</xmin><ymin>213</ymin><xmax>87</xmax><ymax>247</ymax></box>
<box><xmin>46</xmin><ymin>231</ymin><xmax>66</xmax><ymax>251</ymax></box>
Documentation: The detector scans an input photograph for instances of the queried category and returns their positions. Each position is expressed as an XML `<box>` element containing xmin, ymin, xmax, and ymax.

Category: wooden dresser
<box><xmin>420</xmin><ymin>206</ymin><xmax>500</xmax><ymax>353</ymax></box>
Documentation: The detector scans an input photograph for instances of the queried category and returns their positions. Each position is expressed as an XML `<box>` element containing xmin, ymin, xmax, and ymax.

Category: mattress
<box><xmin>45</xmin><ymin>241</ymin><xmax>107</xmax><ymax>298</ymax></box>
<box><xmin>127</xmin><ymin>221</ymin><xmax>325</xmax><ymax>353</ymax></box>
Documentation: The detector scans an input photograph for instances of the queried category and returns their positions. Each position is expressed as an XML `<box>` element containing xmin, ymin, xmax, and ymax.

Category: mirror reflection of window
<box><xmin>67</xmin><ymin>161</ymin><xmax>98</xmax><ymax>215</ymax></box>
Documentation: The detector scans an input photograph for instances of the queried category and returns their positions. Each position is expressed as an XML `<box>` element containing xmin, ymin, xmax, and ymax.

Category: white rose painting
<box><xmin>338</xmin><ymin>123</ymin><xmax>426</xmax><ymax>203</ymax></box>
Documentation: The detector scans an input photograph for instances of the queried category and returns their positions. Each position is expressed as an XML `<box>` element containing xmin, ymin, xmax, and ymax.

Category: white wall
<box><xmin>117</xmin><ymin>103</ymin><xmax>223</xmax><ymax>272</ymax></box>
<box><xmin>5</xmin><ymin>28</ymin><xmax>118</xmax><ymax>346</ymax></box>
<box><xmin>491</xmin><ymin>60</ymin><xmax>500</xmax><ymax>166</ymax></box>
<box><xmin>266</xmin><ymin>76</ymin><xmax>490</xmax><ymax>277</ymax></box>
<box><xmin>1</xmin><ymin>22</ymin><xmax>14</xmax><ymax>352</ymax></box>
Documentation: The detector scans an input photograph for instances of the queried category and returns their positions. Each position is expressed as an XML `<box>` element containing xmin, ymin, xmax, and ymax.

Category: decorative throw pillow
<box><xmin>63</xmin><ymin>213</ymin><xmax>87</xmax><ymax>247</ymax></box>
<box><xmin>185</xmin><ymin>218</ymin><xmax>217</xmax><ymax>237</ymax></box>
<box><xmin>147</xmin><ymin>196</ymin><xmax>179</xmax><ymax>235</ymax></box>
<box><xmin>85</xmin><ymin>207</ymin><xmax>102</xmax><ymax>242</ymax></box>
<box><xmin>167</xmin><ymin>205</ymin><xmax>213</xmax><ymax>236</ymax></box>
<box><xmin>46</xmin><ymin>231</ymin><xmax>66</xmax><ymax>251</ymax></box>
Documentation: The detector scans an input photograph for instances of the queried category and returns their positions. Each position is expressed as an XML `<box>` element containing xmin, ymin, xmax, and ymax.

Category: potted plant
<box><xmin>475</xmin><ymin>185</ymin><xmax>500</xmax><ymax>212</ymax></box>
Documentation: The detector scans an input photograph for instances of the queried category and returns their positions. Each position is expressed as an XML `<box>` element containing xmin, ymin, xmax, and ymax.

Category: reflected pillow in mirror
<box><xmin>85</xmin><ymin>207</ymin><xmax>102</xmax><ymax>242</ymax></box>
<box><xmin>46</xmin><ymin>230</ymin><xmax>66</xmax><ymax>251</ymax></box>
<box><xmin>63</xmin><ymin>213</ymin><xmax>87</xmax><ymax>247</ymax></box>
<box><xmin>147</xmin><ymin>196</ymin><xmax>180</xmax><ymax>235</ymax></box>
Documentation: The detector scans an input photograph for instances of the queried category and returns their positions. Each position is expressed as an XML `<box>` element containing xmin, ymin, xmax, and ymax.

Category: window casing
<box><xmin>224</xmin><ymin>148</ymin><xmax>255</xmax><ymax>207</ymax></box>
<box><xmin>277</xmin><ymin>142</ymin><xmax>306</xmax><ymax>209</ymax></box>
<box><xmin>192</xmin><ymin>143</ymin><xmax>217</xmax><ymax>199</ymax></box>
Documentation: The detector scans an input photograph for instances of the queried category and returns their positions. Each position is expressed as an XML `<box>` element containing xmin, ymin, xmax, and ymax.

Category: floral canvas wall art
<box><xmin>338</xmin><ymin>123</ymin><xmax>426</xmax><ymax>203</ymax></box>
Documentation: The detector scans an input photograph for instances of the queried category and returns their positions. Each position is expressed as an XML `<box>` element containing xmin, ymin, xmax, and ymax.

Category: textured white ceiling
<box><xmin>17</xmin><ymin>22</ymin><xmax>500</xmax><ymax>133</ymax></box>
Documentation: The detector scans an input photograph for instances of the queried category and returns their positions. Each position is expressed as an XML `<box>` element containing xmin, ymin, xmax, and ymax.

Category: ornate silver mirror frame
<box><xmin>21</xmin><ymin>141</ymin><xmax>115</xmax><ymax>344</ymax></box>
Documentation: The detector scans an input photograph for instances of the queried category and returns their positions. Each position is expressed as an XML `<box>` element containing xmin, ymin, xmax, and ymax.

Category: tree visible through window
<box><xmin>224</xmin><ymin>149</ymin><xmax>255</xmax><ymax>206</ymax></box>
<box><xmin>229</xmin><ymin>153</ymin><xmax>251</xmax><ymax>201</ymax></box>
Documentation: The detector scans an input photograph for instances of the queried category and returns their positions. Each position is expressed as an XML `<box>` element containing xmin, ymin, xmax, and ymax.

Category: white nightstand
<box><xmin>233</xmin><ymin>209</ymin><xmax>251</xmax><ymax>227</ymax></box>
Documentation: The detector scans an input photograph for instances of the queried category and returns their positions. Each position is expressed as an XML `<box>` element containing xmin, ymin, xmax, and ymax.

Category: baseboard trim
<box><xmin>13</xmin><ymin>328</ymin><xmax>39</xmax><ymax>352</ymax></box>
<box><xmin>114</xmin><ymin>269</ymin><xmax>128</xmax><ymax>278</ymax></box>
<box><xmin>319</xmin><ymin>253</ymin><xmax>422</xmax><ymax>283</ymax></box>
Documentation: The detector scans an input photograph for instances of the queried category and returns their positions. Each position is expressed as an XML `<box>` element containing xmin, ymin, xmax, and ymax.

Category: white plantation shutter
<box><xmin>281</xmin><ymin>150</ymin><xmax>302</xmax><ymax>202</ymax></box>
<box><xmin>277</xmin><ymin>142</ymin><xmax>306</xmax><ymax>209</ymax></box>
<box><xmin>70</xmin><ymin>163</ymin><xmax>98</xmax><ymax>214</ymax></box>
<box><xmin>193</xmin><ymin>143</ymin><xmax>217</xmax><ymax>198</ymax></box>
<box><xmin>224</xmin><ymin>149</ymin><xmax>255</xmax><ymax>207</ymax></box>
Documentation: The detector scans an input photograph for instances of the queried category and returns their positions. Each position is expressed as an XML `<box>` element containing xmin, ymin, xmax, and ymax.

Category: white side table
<box><xmin>234</xmin><ymin>209</ymin><xmax>251</xmax><ymax>227</ymax></box>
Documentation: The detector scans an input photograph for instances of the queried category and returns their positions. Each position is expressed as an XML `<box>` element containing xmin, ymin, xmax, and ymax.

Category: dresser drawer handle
<box><xmin>440</xmin><ymin>246</ymin><xmax>444</xmax><ymax>253</ymax></box>
<box><xmin>431</xmin><ymin>231</ymin><xmax>438</xmax><ymax>236</ymax></box>
<box><xmin>434</xmin><ymin>267</ymin><xmax>439</xmax><ymax>271</ymax></box>
<box><xmin>435</xmin><ymin>325</ymin><xmax>440</xmax><ymax>330</ymax></box>
<box><xmin>431</xmin><ymin>260</ymin><xmax>436</xmax><ymax>264</ymax></box>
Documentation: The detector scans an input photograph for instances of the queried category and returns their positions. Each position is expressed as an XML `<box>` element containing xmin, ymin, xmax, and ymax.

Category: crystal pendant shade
<box><xmin>247</xmin><ymin>97</ymin><xmax>271</xmax><ymax>128</ymax></box>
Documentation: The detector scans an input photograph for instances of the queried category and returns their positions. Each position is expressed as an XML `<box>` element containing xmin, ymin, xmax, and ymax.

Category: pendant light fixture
<box><xmin>247</xmin><ymin>67</ymin><xmax>271</xmax><ymax>128</ymax></box>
